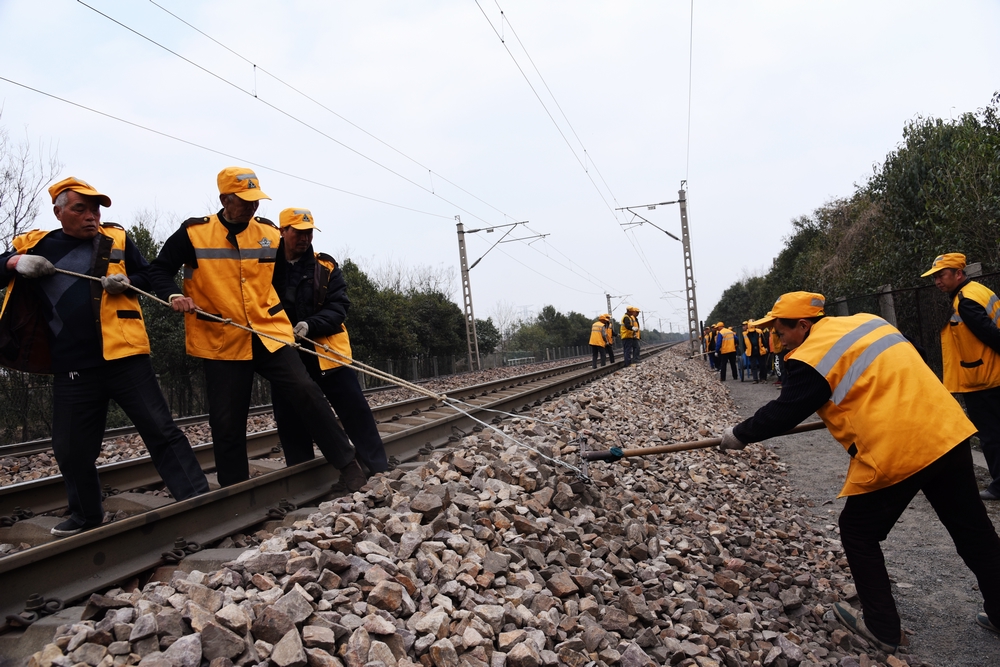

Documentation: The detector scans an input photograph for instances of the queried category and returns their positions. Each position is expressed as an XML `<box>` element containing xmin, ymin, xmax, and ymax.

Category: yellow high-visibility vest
<box><xmin>788</xmin><ymin>314</ymin><xmax>975</xmax><ymax>496</ymax></box>
<box><xmin>182</xmin><ymin>215</ymin><xmax>293</xmax><ymax>360</ymax></box>
<box><xmin>941</xmin><ymin>281</ymin><xmax>1000</xmax><ymax>393</ymax></box>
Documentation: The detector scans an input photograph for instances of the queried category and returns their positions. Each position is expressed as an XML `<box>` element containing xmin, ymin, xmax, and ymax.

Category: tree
<box><xmin>0</xmin><ymin>121</ymin><xmax>62</xmax><ymax>250</ymax></box>
<box><xmin>475</xmin><ymin>317</ymin><xmax>500</xmax><ymax>355</ymax></box>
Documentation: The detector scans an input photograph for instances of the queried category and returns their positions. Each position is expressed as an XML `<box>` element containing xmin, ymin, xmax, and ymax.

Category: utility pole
<box><xmin>455</xmin><ymin>218</ymin><xmax>548</xmax><ymax>372</ymax></box>
<box><xmin>615</xmin><ymin>182</ymin><xmax>700</xmax><ymax>356</ymax></box>
<box><xmin>678</xmin><ymin>184</ymin><xmax>700</xmax><ymax>356</ymax></box>
<box><xmin>455</xmin><ymin>217</ymin><xmax>480</xmax><ymax>372</ymax></box>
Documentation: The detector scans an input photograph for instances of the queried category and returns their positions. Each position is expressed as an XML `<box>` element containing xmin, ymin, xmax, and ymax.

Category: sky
<box><xmin>0</xmin><ymin>1</ymin><xmax>998</xmax><ymax>335</ymax></box>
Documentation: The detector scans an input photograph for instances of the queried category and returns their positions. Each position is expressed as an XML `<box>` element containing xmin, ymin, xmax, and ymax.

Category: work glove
<box><xmin>293</xmin><ymin>321</ymin><xmax>310</xmax><ymax>338</ymax></box>
<box><xmin>14</xmin><ymin>255</ymin><xmax>56</xmax><ymax>279</ymax></box>
<box><xmin>100</xmin><ymin>274</ymin><xmax>130</xmax><ymax>294</ymax></box>
<box><xmin>632</xmin><ymin>327</ymin><xmax>639</xmax><ymax>332</ymax></box>
<box><xmin>719</xmin><ymin>427</ymin><xmax>747</xmax><ymax>451</ymax></box>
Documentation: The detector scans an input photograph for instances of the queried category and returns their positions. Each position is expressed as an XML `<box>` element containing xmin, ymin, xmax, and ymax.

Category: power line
<box><xmin>0</xmin><ymin>75</ymin><xmax>453</xmax><ymax>220</ymax></box>
<box><xmin>497</xmin><ymin>248</ymin><xmax>604</xmax><ymax>295</ymax></box>
<box><xmin>685</xmin><ymin>0</ymin><xmax>695</xmax><ymax>180</ymax></box>
<box><xmin>77</xmin><ymin>0</ymin><xmax>500</xmax><ymax>227</ymax></box>
<box><xmin>146</xmin><ymin>0</ymin><xmax>523</xmax><ymax>225</ymax></box>
<box><xmin>474</xmin><ymin>1</ymin><xmax>672</xmax><ymax>296</ymax></box>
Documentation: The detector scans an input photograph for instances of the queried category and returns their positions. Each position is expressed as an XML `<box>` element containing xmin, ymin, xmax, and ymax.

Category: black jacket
<box><xmin>272</xmin><ymin>241</ymin><xmax>350</xmax><ymax>338</ymax></box>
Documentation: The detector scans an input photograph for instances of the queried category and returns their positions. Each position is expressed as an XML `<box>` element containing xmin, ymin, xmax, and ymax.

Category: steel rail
<box><xmin>0</xmin><ymin>342</ymin><xmax>678</xmax><ymax>625</ymax></box>
<box><xmin>0</xmin><ymin>355</ymin><xmax>593</xmax><ymax>459</ymax></box>
<box><xmin>0</xmin><ymin>345</ymin><xmax>671</xmax><ymax>517</ymax></box>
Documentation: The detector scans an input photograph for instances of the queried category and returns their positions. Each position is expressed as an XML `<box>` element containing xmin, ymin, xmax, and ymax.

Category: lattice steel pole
<box><xmin>456</xmin><ymin>217</ymin><xmax>481</xmax><ymax>371</ymax></box>
<box><xmin>677</xmin><ymin>187</ymin><xmax>700</xmax><ymax>356</ymax></box>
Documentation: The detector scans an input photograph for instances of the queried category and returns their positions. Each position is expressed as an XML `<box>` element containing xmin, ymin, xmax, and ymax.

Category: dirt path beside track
<box><xmin>722</xmin><ymin>373</ymin><xmax>1000</xmax><ymax>667</ymax></box>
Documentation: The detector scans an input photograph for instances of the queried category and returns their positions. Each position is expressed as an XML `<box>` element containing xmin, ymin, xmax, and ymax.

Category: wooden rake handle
<box><xmin>582</xmin><ymin>420</ymin><xmax>827</xmax><ymax>461</ymax></box>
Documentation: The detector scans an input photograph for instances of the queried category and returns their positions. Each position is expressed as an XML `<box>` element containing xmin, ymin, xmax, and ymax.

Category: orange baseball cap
<box><xmin>751</xmin><ymin>291</ymin><xmax>826</xmax><ymax>328</ymax></box>
<box><xmin>48</xmin><ymin>176</ymin><xmax>111</xmax><ymax>208</ymax></box>
<box><xmin>279</xmin><ymin>208</ymin><xmax>320</xmax><ymax>231</ymax></box>
<box><xmin>217</xmin><ymin>167</ymin><xmax>270</xmax><ymax>201</ymax></box>
<box><xmin>920</xmin><ymin>253</ymin><xmax>966</xmax><ymax>277</ymax></box>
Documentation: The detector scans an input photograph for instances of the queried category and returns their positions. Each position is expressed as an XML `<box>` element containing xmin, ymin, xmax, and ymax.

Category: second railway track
<box><xmin>0</xmin><ymin>343</ymin><xmax>676</xmax><ymax>626</ymax></box>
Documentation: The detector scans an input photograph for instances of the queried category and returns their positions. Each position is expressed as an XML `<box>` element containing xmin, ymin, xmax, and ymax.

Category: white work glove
<box><xmin>14</xmin><ymin>255</ymin><xmax>56</xmax><ymax>279</ymax></box>
<box><xmin>632</xmin><ymin>327</ymin><xmax>639</xmax><ymax>332</ymax></box>
<box><xmin>100</xmin><ymin>274</ymin><xmax>130</xmax><ymax>294</ymax></box>
<box><xmin>293</xmin><ymin>321</ymin><xmax>309</xmax><ymax>338</ymax></box>
<box><xmin>719</xmin><ymin>427</ymin><xmax>747</xmax><ymax>451</ymax></box>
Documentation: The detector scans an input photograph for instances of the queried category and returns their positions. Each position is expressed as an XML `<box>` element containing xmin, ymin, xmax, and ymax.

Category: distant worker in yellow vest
<box><xmin>589</xmin><ymin>313</ymin><xmax>612</xmax><ymax>368</ymax></box>
<box><xmin>715</xmin><ymin>322</ymin><xmax>738</xmax><ymax>381</ymax></box>
<box><xmin>743</xmin><ymin>321</ymin><xmax>766</xmax><ymax>384</ymax></box>
<box><xmin>0</xmin><ymin>177</ymin><xmax>209</xmax><ymax>537</ymax></box>
<box><xmin>603</xmin><ymin>315</ymin><xmax>616</xmax><ymax>364</ymax></box>
<box><xmin>149</xmin><ymin>167</ymin><xmax>365</xmax><ymax>491</ymax></box>
<box><xmin>922</xmin><ymin>253</ymin><xmax>1000</xmax><ymax>501</ymax></box>
<box><xmin>720</xmin><ymin>291</ymin><xmax>1000</xmax><ymax>650</ymax></box>
<box><xmin>621</xmin><ymin>306</ymin><xmax>641</xmax><ymax>366</ymax></box>
<box><xmin>270</xmin><ymin>208</ymin><xmax>388</xmax><ymax>480</ymax></box>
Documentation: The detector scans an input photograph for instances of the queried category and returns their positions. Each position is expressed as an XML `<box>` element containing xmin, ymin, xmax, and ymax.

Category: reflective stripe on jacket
<box><xmin>941</xmin><ymin>281</ymin><xmax>1000</xmax><ymax>393</ymax></box>
<box><xmin>312</xmin><ymin>254</ymin><xmax>353</xmax><ymax>371</ymax></box>
<box><xmin>788</xmin><ymin>313</ymin><xmax>975</xmax><ymax>497</ymax></box>
<box><xmin>621</xmin><ymin>314</ymin><xmax>640</xmax><ymax>339</ymax></box>
<box><xmin>0</xmin><ymin>225</ymin><xmax>150</xmax><ymax>373</ymax></box>
<box><xmin>182</xmin><ymin>215</ymin><xmax>293</xmax><ymax>360</ymax></box>
<box><xmin>717</xmin><ymin>328</ymin><xmax>736</xmax><ymax>354</ymax></box>
<box><xmin>590</xmin><ymin>320</ymin><xmax>606</xmax><ymax>346</ymax></box>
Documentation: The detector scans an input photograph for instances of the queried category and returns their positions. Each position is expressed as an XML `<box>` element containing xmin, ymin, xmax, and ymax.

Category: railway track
<box><xmin>0</xmin><ymin>343</ymin><xmax>676</xmax><ymax>629</ymax></box>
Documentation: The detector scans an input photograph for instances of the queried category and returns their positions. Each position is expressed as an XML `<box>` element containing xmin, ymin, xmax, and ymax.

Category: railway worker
<box><xmin>922</xmin><ymin>253</ymin><xmax>1000</xmax><ymax>501</ymax></box>
<box><xmin>148</xmin><ymin>167</ymin><xmax>366</xmax><ymax>491</ymax></box>
<box><xmin>715</xmin><ymin>322</ymin><xmax>739</xmax><ymax>381</ymax></box>
<box><xmin>621</xmin><ymin>306</ymin><xmax>641</xmax><ymax>366</ymax></box>
<box><xmin>603</xmin><ymin>315</ymin><xmax>616</xmax><ymax>364</ymax></box>
<box><xmin>743</xmin><ymin>321</ymin><xmax>766</xmax><ymax>383</ymax></box>
<box><xmin>720</xmin><ymin>291</ymin><xmax>1000</xmax><ymax>650</ymax></box>
<box><xmin>702</xmin><ymin>326</ymin><xmax>715</xmax><ymax>368</ymax></box>
<box><xmin>0</xmin><ymin>177</ymin><xmax>209</xmax><ymax>537</ymax></box>
<box><xmin>589</xmin><ymin>313</ymin><xmax>611</xmax><ymax>368</ymax></box>
<box><xmin>269</xmin><ymin>207</ymin><xmax>388</xmax><ymax>478</ymax></box>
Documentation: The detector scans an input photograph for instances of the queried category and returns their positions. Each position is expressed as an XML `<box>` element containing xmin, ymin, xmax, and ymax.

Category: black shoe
<box><xmin>980</xmin><ymin>489</ymin><xmax>999</xmax><ymax>501</ymax></box>
<box><xmin>977</xmin><ymin>612</ymin><xmax>1000</xmax><ymax>635</ymax></box>
<box><xmin>51</xmin><ymin>516</ymin><xmax>102</xmax><ymax>537</ymax></box>
<box><xmin>338</xmin><ymin>459</ymin><xmax>368</xmax><ymax>492</ymax></box>
<box><xmin>833</xmin><ymin>602</ymin><xmax>898</xmax><ymax>653</ymax></box>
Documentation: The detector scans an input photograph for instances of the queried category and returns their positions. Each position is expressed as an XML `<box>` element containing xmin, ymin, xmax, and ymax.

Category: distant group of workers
<box><xmin>713</xmin><ymin>250</ymin><xmax>1000</xmax><ymax>650</ymax></box>
<box><xmin>589</xmin><ymin>305</ymin><xmax>641</xmax><ymax>369</ymax></box>
<box><xmin>0</xmin><ymin>169</ymin><xmax>388</xmax><ymax>537</ymax></box>
<box><xmin>702</xmin><ymin>320</ymin><xmax>785</xmax><ymax>384</ymax></box>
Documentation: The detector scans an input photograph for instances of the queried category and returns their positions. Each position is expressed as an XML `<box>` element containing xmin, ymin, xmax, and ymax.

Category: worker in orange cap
<box><xmin>720</xmin><ymin>291</ymin><xmax>1000</xmax><ymax>651</ymax></box>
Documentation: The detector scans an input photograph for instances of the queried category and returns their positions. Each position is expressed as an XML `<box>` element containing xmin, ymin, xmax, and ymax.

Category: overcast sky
<box><xmin>1</xmin><ymin>1</ymin><xmax>997</xmax><ymax>333</ymax></box>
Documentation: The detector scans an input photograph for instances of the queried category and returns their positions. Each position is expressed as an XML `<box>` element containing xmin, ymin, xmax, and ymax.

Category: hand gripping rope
<box><xmin>53</xmin><ymin>268</ymin><xmax>587</xmax><ymax>479</ymax></box>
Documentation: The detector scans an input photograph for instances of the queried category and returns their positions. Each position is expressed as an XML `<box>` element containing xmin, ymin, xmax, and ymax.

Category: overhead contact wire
<box><xmin>0</xmin><ymin>76</ymin><xmax>451</xmax><ymax>221</ymax></box>
<box><xmin>77</xmin><ymin>0</ymin><xmax>498</xmax><ymax>227</ymax></box>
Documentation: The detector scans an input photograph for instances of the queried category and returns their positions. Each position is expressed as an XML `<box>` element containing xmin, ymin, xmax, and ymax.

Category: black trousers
<box><xmin>839</xmin><ymin>442</ymin><xmax>1000</xmax><ymax>644</ymax></box>
<box><xmin>272</xmin><ymin>359</ymin><xmax>388</xmax><ymax>474</ymax></box>
<box><xmin>605</xmin><ymin>344</ymin><xmax>615</xmax><ymax>364</ymax></box>
<box><xmin>591</xmin><ymin>345</ymin><xmax>606</xmax><ymax>368</ymax></box>
<box><xmin>963</xmin><ymin>386</ymin><xmax>1000</xmax><ymax>496</ymax></box>
<box><xmin>747</xmin><ymin>354</ymin><xmax>762</xmax><ymax>382</ymax></box>
<box><xmin>623</xmin><ymin>339</ymin><xmax>640</xmax><ymax>366</ymax></box>
<box><xmin>52</xmin><ymin>355</ymin><xmax>208</xmax><ymax>525</ymax></box>
<box><xmin>203</xmin><ymin>335</ymin><xmax>355</xmax><ymax>487</ymax></box>
<box><xmin>719</xmin><ymin>352</ymin><xmax>738</xmax><ymax>380</ymax></box>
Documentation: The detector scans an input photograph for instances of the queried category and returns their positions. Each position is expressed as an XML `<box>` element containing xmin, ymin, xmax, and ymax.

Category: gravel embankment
<box><xmin>25</xmin><ymin>350</ymin><xmax>927</xmax><ymax>666</ymax></box>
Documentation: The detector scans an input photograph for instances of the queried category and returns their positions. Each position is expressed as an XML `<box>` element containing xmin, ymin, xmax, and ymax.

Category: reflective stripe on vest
<box><xmin>621</xmin><ymin>315</ymin><xmax>638</xmax><ymax>339</ymax></box>
<box><xmin>941</xmin><ymin>281</ymin><xmax>1000</xmax><ymax>393</ymax></box>
<box><xmin>182</xmin><ymin>215</ymin><xmax>293</xmax><ymax>360</ymax></box>
<box><xmin>788</xmin><ymin>313</ymin><xmax>975</xmax><ymax>497</ymax></box>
